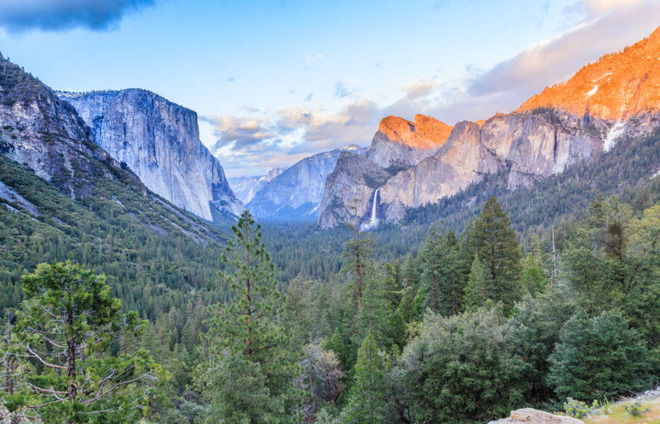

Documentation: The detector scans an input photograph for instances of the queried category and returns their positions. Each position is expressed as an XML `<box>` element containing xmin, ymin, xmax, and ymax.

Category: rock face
<box><xmin>488</xmin><ymin>408</ymin><xmax>584</xmax><ymax>424</ymax></box>
<box><xmin>228</xmin><ymin>167</ymin><xmax>284</xmax><ymax>205</ymax></box>
<box><xmin>318</xmin><ymin>116</ymin><xmax>452</xmax><ymax>228</ymax></box>
<box><xmin>0</xmin><ymin>53</ymin><xmax>227</xmax><ymax>243</ymax></box>
<box><xmin>0</xmin><ymin>54</ymin><xmax>122</xmax><ymax>200</ymax></box>
<box><xmin>517</xmin><ymin>26</ymin><xmax>660</xmax><ymax>121</ymax></box>
<box><xmin>247</xmin><ymin>145</ymin><xmax>365</xmax><ymax>221</ymax></box>
<box><xmin>367</xmin><ymin>114</ymin><xmax>452</xmax><ymax>169</ymax></box>
<box><xmin>319</xmin><ymin>26</ymin><xmax>660</xmax><ymax>228</ymax></box>
<box><xmin>319</xmin><ymin>151</ymin><xmax>393</xmax><ymax>228</ymax></box>
<box><xmin>58</xmin><ymin>89</ymin><xmax>243</xmax><ymax>221</ymax></box>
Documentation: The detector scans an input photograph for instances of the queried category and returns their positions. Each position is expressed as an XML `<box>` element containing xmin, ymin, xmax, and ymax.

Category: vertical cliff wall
<box><xmin>59</xmin><ymin>89</ymin><xmax>243</xmax><ymax>221</ymax></box>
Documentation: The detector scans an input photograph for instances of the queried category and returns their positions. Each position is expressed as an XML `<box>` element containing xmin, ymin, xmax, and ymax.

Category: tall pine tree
<box><xmin>197</xmin><ymin>211</ymin><xmax>299</xmax><ymax>423</ymax></box>
<box><xmin>468</xmin><ymin>197</ymin><xmax>523</xmax><ymax>312</ymax></box>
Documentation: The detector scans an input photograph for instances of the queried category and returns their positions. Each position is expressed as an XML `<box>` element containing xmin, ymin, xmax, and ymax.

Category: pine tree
<box><xmin>341</xmin><ymin>333</ymin><xmax>388</xmax><ymax>424</ymax></box>
<box><xmin>353</xmin><ymin>266</ymin><xmax>396</xmax><ymax>350</ymax></box>
<box><xmin>419</xmin><ymin>229</ymin><xmax>465</xmax><ymax>315</ymax></box>
<box><xmin>342</xmin><ymin>231</ymin><xmax>374</xmax><ymax>310</ymax></box>
<box><xmin>8</xmin><ymin>261</ymin><xmax>167</xmax><ymax>424</ymax></box>
<box><xmin>469</xmin><ymin>197</ymin><xmax>523</xmax><ymax>312</ymax></box>
<box><xmin>198</xmin><ymin>210</ymin><xmax>299</xmax><ymax>423</ymax></box>
<box><xmin>464</xmin><ymin>255</ymin><xmax>489</xmax><ymax>310</ymax></box>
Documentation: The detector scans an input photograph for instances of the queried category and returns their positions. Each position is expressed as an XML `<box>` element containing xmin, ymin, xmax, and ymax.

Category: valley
<box><xmin>0</xmin><ymin>14</ymin><xmax>658</xmax><ymax>424</ymax></box>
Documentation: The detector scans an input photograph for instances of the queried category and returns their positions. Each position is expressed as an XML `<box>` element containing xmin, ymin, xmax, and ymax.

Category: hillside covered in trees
<box><xmin>1</xmin><ymin>181</ymin><xmax>658</xmax><ymax>422</ymax></box>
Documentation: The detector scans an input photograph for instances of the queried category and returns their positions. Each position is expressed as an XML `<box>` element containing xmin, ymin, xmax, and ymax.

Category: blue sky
<box><xmin>0</xmin><ymin>0</ymin><xmax>658</xmax><ymax>176</ymax></box>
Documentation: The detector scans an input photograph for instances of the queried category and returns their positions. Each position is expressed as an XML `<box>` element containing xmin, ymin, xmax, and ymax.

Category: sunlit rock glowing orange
<box><xmin>517</xmin><ymin>26</ymin><xmax>660</xmax><ymax>121</ymax></box>
<box><xmin>378</xmin><ymin>114</ymin><xmax>453</xmax><ymax>149</ymax></box>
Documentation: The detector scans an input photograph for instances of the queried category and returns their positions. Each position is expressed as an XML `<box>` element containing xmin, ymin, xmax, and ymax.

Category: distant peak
<box><xmin>378</xmin><ymin>115</ymin><xmax>452</xmax><ymax>149</ymax></box>
<box><xmin>517</xmin><ymin>25</ymin><xmax>660</xmax><ymax>121</ymax></box>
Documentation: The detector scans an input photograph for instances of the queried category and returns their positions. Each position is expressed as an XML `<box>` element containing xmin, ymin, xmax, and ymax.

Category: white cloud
<box><xmin>305</xmin><ymin>52</ymin><xmax>326</xmax><ymax>67</ymax></box>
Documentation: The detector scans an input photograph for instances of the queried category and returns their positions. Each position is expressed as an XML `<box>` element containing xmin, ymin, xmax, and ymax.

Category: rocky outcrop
<box><xmin>317</xmin><ymin>116</ymin><xmax>451</xmax><ymax>228</ymax></box>
<box><xmin>228</xmin><ymin>167</ymin><xmax>284</xmax><ymax>205</ymax></box>
<box><xmin>488</xmin><ymin>408</ymin><xmax>584</xmax><ymax>424</ymax></box>
<box><xmin>323</xmin><ymin>110</ymin><xmax>613</xmax><ymax>227</ymax></box>
<box><xmin>367</xmin><ymin>114</ymin><xmax>452</xmax><ymax>169</ymax></box>
<box><xmin>379</xmin><ymin>120</ymin><xmax>499</xmax><ymax>221</ymax></box>
<box><xmin>318</xmin><ymin>26</ymin><xmax>660</xmax><ymax>228</ymax></box>
<box><xmin>247</xmin><ymin>145</ymin><xmax>365</xmax><ymax>221</ymax></box>
<box><xmin>319</xmin><ymin>151</ymin><xmax>392</xmax><ymax>228</ymax></box>
<box><xmin>0</xmin><ymin>54</ymin><xmax>125</xmax><ymax>200</ymax></box>
<box><xmin>0</xmin><ymin>53</ymin><xmax>228</xmax><ymax>243</ymax></box>
<box><xmin>58</xmin><ymin>89</ymin><xmax>243</xmax><ymax>221</ymax></box>
<box><xmin>517</xmin><ymin>26</ymin><xmax>660</xmax><ymax>121</ymax></box>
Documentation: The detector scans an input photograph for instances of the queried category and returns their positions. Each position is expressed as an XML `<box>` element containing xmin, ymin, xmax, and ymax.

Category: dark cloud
<box><xmin>0</xmin><ymin>0</ymin><xmax>155</xmax><ymax>33</ymax></box>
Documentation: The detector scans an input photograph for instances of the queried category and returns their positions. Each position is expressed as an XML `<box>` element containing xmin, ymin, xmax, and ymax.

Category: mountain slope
<box><xmin>228</xmin><ymin>167</ymin><xmax>284</xmax><ymax>205</ymax></box>
<box><xmin>58</xmin><ymin>89</ymin><xmax>243</xmax><ymax>222</ymax></box>
<box><xmin>0</xmin><ymin>52</ymin><xmax>231</xmax><ymax>317</ymax></box>
<box><xmin>246</xmin><ymin>145</ymin><xmax>366</xmax><ymax>221</ymax></box>
<box><xmin>517</xmin><ymin>26</ymin><xmax>660</xmax><ymax>120</ymax></box>
<box><xmin>319</xmin><ymin>26</ymin><xmax>660</xmax><ymax>228</ymax></box>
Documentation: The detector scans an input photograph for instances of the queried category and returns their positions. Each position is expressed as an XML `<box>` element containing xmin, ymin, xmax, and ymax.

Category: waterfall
<box><xmin>370</xmin><ymin>188</ymin><xmax>380</xmax><ymax>227</ymax></box>
<box><xmin>360</xmin><ymin>189</ymin><xmax>380</xmax><ymax>231</ymax></box>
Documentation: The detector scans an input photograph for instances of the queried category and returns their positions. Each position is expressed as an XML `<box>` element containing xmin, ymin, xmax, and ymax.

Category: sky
<box><xmin>0</xmin><ymin>0</ymin><xmax>658</xmax><ymax>177</ymax></box>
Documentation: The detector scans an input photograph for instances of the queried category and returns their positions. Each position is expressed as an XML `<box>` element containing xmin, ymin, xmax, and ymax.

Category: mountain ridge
<box><xmin>318</xmin><ymin>25</ymin><xmax>660</xmax><ymax>228</ymax></box>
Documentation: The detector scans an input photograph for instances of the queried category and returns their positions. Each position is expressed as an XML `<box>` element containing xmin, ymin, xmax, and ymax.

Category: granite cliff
<box><xmin>228</xmin><ymin>167</ymin><xmax>284</xmax><ymax>205</ymax></box>
<box><xmin>319</xmin><ymin>26</ymin><xmax>660</xmax><ymax>228</ymax></box>
<box><xmin>59</xmin><ymin>89</ymin><xmax>243</xmax><ymax>222</ymax></box>
<box><xmin>517</xmin><ymin>26</ymin><xmax>660</xmax><ymax>121</ymax></box>
<box><xmin>319</xmin><ymin>114</ymin><xmax>452</xmax><ymax>227</ymax></box>
<box><xmin>0</xmin><ymin>53</ymin><xmax>226</xmax><ymax>243</ymax></box>
<box><xmin>246</xmin><ymin>145</ymin><xmax>366</xmax><ymax>221</ymax></box>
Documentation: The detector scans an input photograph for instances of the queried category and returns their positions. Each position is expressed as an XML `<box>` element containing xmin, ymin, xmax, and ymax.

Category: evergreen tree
<box><xmin>464</xmin><ymin>255</ymin><xmax>489</xmax><ymax>310</ymax></box>
<box><xmin>341</xmin><ymin>333</ymin><xmax>389</xmax><ymax>424</ymax></box>
<box><xmin>507</xmin><ymin>290</ymin><xmax>576</xmax><ymax>405</ymax></box>
<box><xmin>342</xmin><ymin>232</ymin><xmax>374</xmax><ymax>310</ymax></box>
<box><xmin>469</xmin><ymin>197</ymin><xmax>523</xmax><ymax>312</ymax></box>
<box><xmin>548</xmin><ymin>310</ymin><xmax>652</xmax><ymax>402</ymax></box>
<box><xmin>395</xmin><ymin>307</ymin><xmax>529</xmax><ymax>423</ymax></box>
<box><xmin>197</xmin><ymin>211</ymin><xmax>299</xmax><ymax>423</ymax></box>
<box><xmin>521</xmin><ymin>253</ymin><xmax>545</xmax><ymax>297</ymax></box>
<box><xmin>419</xmin><ymin>229</ymin><xmax>465</xmax><ymax>315</ymax></box>
<box><xmin>353</xmin><ymin>265</ymin><xmax>396</xmax><ymax>350</ymax></box>
<box><xmin>8</xmin><ymin>261</ymin><xmax>167</xmax><ymax>424</ymax></box>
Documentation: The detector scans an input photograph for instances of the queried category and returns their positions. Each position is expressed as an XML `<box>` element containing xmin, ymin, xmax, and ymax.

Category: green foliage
<box><xmin>507</xmin><ymin>290</ymin><xmax>576</xmax><ymax>405</ymax></box>
<box><xmin>201</xmin><ymin>351</ymin><xmax>283</xmax><ymax>424</ymax></box>
<box><xmin>8</xmin><ymin>262</ymin><xmax>168</xmax><ymax>424</ymax></box>
<box><xmin>464</xmin><ymin>255</ymin><xmax>489</xmax><ymax>310</ymax></box>
<box><xmin>196</xmin><ymin>211</ymin><xmax>300</xmax><ymax>423</ymax></box>
<box><xmin>340</xmin><ymin>333</ymin><xmax>389</xmax><ymax>424</ymax></box>
<box><xmin>418</xmin><ymin>229</ymin><xmax>466</xmax><ymax>316</ymax></box>
<box><xmin>548</xmin><ymin>310</ymin><xmax>652</xmax><ymax>402</ymax></box>
<box><xmin>468</xmin><ymin>196</ymin><xmax>523</xmax><ymax>312</ymax></box>
<box><xmin>394</xmin><ymin>307</ymin><xmax>530</xmax><ymax>423</ymax></box>
<box><xmin>562</xmin><ymin>397</ymin><xmax>594</xmax><ymax>418</ymax></box>
<box><xmin>625</xmin><ymin>401</ymin><xmax>648</xmax><ymax>417</ymax></box>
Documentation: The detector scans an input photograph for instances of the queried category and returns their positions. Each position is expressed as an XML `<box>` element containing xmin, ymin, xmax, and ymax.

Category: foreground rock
<box><xmin>489</xmin><ymin>408</ymin><xmax>584</xmax><ymax>424</ymax></box>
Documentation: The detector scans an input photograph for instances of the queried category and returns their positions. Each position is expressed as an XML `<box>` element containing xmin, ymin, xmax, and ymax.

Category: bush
<box><xmin>562</xmin><ymin>397</ymin><xmax>594</xmax><ymax>418</ymax></box>
<box><xmin>625</xmin><ymin>401</ymin><xmax>648</xmax><ymax>417</ymax></box>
